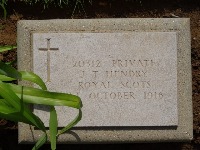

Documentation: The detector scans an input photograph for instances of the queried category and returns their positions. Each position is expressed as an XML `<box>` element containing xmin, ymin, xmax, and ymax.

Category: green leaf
<box><xmin>0</xmin><ymin>74</ymin><xmax>15</xmax><ymax>81</ymax></box>
<box><xmin>20</xmin><ymin>71</ymin><xmax>47</xmax><ymax>90</ymax></box>
<box><xmin>57</xmin><ymin>109</ymin><xmax>82</xmax><ymax>136</ymax></box>
<box><xmin>5</xmin><ymin>59</ymin><xmax>17</xmax><ymax>66</ymax></box>
<box><xmin>0</xmin><ymin>97</ymin><xmax>13</xmax><ymax>107</ymax></box>
<box><xmin>0</xmin><ymin>81</ymin><xmax>23</xmax><ymax>111</ymax></box>
<box><xmin>0</xmin><ymin>62</ymin><xmax>46</xmax><ymax>89</ymax></box>
<box><xmin>0</xmin><ymin>61</ymin><xmax>22</xmax><ymax>80</ymax></box>
<box><xmin>7</xmin><ymin>83</ymin><xmax>82</xmax><ymax>108</ymax></box>
<box><xmin>0</xmin><ymin>46</ymin><xmax>17</xmax><ymax>53</ymax></box>
<box><xmin>0</xmin><ymin>81</ymin><xmax>46</xmax><ymax>131</ymax></box>
<box><xmin>49</xmin><ymin>106</ymin><xmax>57</xmax><ymax>150</ymax></box>
<box><xmin>32</xmin><ymin>133</ymin><xmax>47</xmax><ymax>150</ymax></box>
<box><xmin>0</xmin><ymin>105</ymin><xmax>33</xmax><ymax>125</ymax></box>
<box><xmin>0</xmin><ymin>97</ymin><xmax>35</xmax><ymax>126</ymax></box>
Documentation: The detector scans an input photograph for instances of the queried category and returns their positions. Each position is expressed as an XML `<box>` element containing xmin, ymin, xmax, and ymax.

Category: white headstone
<box><xmin>18</xmin><ymin>19</ymin><xmax>192</xmax><ymax>143</ymax></box>
<box><xmin>32</xmin><ymin>32</ymin><xmax>178</xmax><ymax>127</ymax></box>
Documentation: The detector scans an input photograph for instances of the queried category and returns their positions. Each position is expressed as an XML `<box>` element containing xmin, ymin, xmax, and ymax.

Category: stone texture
<box><xmin>32</xmin><ymin>32</ymin><xmax>178</xmax><ymax>127</ymax></box>
<box><xmin>17</xmin><ymin>18</ymin><xmax>192</xmax><ymax>143</ymax></box>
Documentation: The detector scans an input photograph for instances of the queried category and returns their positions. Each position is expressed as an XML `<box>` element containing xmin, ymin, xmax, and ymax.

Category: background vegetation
<box><xmin>0</xmin><ymin>0</ymin><xmax>93</xmax><ymax>18</ymax></box>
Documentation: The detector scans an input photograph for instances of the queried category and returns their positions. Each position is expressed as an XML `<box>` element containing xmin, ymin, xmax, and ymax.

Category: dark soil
<box><xmin>0</xmin><ymin>0</ymin><xmax>200</xmax><ymax>150</ymax></box>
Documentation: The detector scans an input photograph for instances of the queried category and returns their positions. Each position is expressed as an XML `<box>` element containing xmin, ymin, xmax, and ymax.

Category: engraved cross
<box><xmin>39</xmin><ymin>38</ymin><xmax>59</xmax><ymax>82</ymax></box>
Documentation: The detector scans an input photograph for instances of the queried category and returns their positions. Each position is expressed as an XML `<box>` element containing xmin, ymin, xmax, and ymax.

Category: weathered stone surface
<box><xmin>18</xmin><ymin>18</ymin><xmax>192</xmax><ymax>143</ymax></box>
<box><xmin>33</xmin><ymin>32</ymin><xmax>178</xmax><ymax>127</ymax></box>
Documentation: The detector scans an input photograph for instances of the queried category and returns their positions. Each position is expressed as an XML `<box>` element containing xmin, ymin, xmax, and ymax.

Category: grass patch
<box><xmin>0</xmin><ymin>46</ymin><xmax>82</xmax><ymax>149</ymax></box>
<box><xmin>0</xmin><ymin>0</ymin><xmax>92</xmax><ymax>19</ymax></box>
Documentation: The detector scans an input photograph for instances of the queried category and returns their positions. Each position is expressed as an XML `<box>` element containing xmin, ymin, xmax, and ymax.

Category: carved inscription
<box><xmin>38</xmin><ymin>38</ymin><xmax>59</xmax><ymax>82</ymax></box>
<box><xmin>112</xmin><ymin>59</ymin><xmax>156</xmax><ymax>67</ymax></box>
<box><xmin>73</xmin><ymin>59</ymin><xmax>163</xmax><ymax>100</ymax></box>
<box><xmin>33</xmin><ymin>32</ymin><xmax>178</xmax><ymax>127</ymax></box>
<box><xmin>73</xmin><ymin>60</ymin><xmax>101</xmax><ymax>67</ymax></box>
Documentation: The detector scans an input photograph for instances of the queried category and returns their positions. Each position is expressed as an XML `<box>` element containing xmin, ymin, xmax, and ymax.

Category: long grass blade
<box><xmin>49</xmin><ymin>106</ymin><xmax>57</xmax><ymax>150</ymax></box>
<box><xmin>0</xmin><ymin>81</ymin><xmax>22</xmax><ymax>111</ymax></box>
<box><xmin>0</xmin><ymin>81</ymin><xmax>46</xmax><ymax>131</ymax></box>
<box><xmin>0</xmin><ymin>74</ymin><xmax>15</xmax><ymax>81</ymax></box>
<box><xmin>0</xmin><ymin>46</ymin><xmax>16</xmax><ymax>52</ymax></box>
<box><xmin>32</xmin><ymin>133</ymin><xmax>47</xmax><ymax>150</ymax></box>
<box><xmin>0</xmin><ymin>61</ymin><xmax>22</xmax><ymax>80</ymax></box>
<box><xmin>0</xmin><ymin>62</ymin><xmax>46</xmax><ymax>89</ymax></box>
<box><xmin>0</xmin><ymin>97</ymin><xmax>13</xmax><ymax>107</ymax></box>
<box><xmin>0</xmin><ymin>61</ymin><xmax>82</xmax><ymax>148</ymax></box>
<box><xmin>8</xmin><ymin>83</ymin><xmax>82</xmax><ymax>108</ymax></box>
<box><xmin>20</xmin><ymin>71</ymin><xmax>47</xmax><ymax>90</ymax></box>
<box><xmin>0</xmin><ymin>105</ymin><xmax>33</xmax><ymax>125</ymax></box>
<box><xmin>5</xmin><ymin>59</ymin><xmax>17</xmax><ymax>66</ymax></box>
<box><xmin>57</xmin><ymin>109</ymin><xmax>82</xmax><ymax>136</ymax></box>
